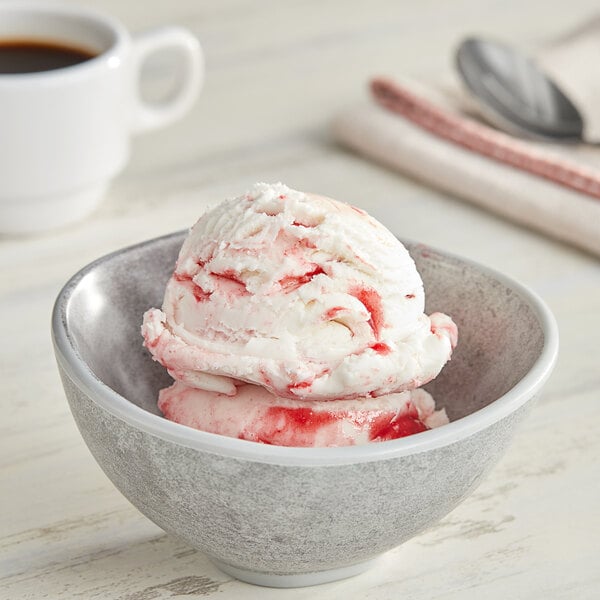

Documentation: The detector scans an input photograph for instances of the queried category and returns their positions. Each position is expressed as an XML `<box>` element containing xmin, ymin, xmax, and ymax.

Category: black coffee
<box><xmin>0</xmin><ymin>39</ymin><xmax>96</xmax><ymax>74</ymax></box>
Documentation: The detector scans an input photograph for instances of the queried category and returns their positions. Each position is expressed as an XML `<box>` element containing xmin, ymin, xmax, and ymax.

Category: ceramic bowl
<box><xmin>52</xmin><ymin>231</ymin><xmax>558</xmax><ymax>588</ymax></box>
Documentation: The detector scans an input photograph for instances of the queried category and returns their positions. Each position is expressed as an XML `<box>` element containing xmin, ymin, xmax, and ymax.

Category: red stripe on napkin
<box><xmin>371</xmin><ymin>77</ymin><xmax>600</xmax><ymax>201</ymax></box>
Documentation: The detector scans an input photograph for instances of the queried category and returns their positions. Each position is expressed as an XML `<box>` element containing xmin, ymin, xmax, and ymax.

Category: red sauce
<box><xmin>369</xmin><ymin>413</ymin><xmax>428</xmax><ymax>441</ymax></box>
<box><xmin>212</xmin><ymin>270</ymin><xmax>246</xmax><ymax>288</ymax></box>
<box><xmin>287</xmin><ymin>381</ymin><xmax>312</xmax><ymax>394</ymax></box>
<box><xmin>349</xmin><ymin>285</ymin><xmax>385</xmax><ymax>337</ymax></box>
<box><xmin>278</xmin><ymin>265</ymin><xmax>325</xmax><ymax>292</ymax></box>
<box><xmin>369</xmin><ymin>342</ymin><xmax>391</xmax><ymax>355</ymax></box>
<box><xmin>241</xmin><ymin>406</ymin><xmax>338</xmax><ymax>445</ymax></box>
<box><xmin>324</xmin><ymin>306</ymin><xmax>345</xmax><ymax>320</ymax></box>
<box><xmin>292</xmin><ymin>220</ymin><xmax>318</xmax><ymax>228</ymax></box>
<box><xmin>349</xmin><ymin>205</ymin><xmax>367</xmax><ymax>215</ymax></box>
<box><xmin>209</xmin><ymin>270</ymin><xmax>249</xmax><ymax>297</ymax></box>
<box><xmin>173</xmin><ymin>272</ymin><xmax>211</xmax><ymax>302</ymax></box>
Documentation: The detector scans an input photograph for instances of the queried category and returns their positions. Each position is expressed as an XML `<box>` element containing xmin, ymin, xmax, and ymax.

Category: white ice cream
<box><xmin>142</xmin><ymin>182</ymin><xmax>457</xmax><ymax>401</ymax></box>
<box><xmin>158</xmin><ymin>382</ymin><xmax>448</xmax><ymax>447</ymax></box>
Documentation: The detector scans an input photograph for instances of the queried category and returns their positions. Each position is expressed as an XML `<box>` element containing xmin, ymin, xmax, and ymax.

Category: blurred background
<box><xmin>78</xmin><ymin>0</ymin><xmax>600</xmax><ymax>247</ymax></box>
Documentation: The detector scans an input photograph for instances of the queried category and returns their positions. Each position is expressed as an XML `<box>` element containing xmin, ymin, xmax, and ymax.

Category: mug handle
<box><xmin>131</xmin><ymin>26</ymin><xmax>204</xmax><ymax>133</ymax></box>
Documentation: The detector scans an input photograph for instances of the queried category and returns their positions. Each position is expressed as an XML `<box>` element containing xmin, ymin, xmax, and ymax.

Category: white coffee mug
<box><xmin>0</xmin><ymin>2</ymin><xmax>204</xmax><ymax>234</ymax></box>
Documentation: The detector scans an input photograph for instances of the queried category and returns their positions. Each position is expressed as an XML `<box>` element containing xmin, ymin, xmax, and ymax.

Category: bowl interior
<box><xmin>62</xmin><ymin>233</ymin><xmax>544</xmax><ymax>422</ymax></box>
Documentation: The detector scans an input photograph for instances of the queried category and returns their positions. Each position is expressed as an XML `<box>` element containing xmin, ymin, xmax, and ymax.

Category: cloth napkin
<box><xmin>535</xmin><ymin>15</ymin><xmax>600</xmax><ymax>143</ymax></box>
<box><xmin>332</xmin><ymin>28</ymin><xmax>600</xmax><ymax>257</ymax></box>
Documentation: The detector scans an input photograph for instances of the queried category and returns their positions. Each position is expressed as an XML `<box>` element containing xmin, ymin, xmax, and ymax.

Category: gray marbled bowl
<box><xmin>52</xmin><ymin>231</ymin><xmax>558</xmax><ymax>588</ymax></box>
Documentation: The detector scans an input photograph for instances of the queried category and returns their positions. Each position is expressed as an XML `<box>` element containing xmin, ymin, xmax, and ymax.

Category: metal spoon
<box><xmin>455</xmin><ymin>37</ymin><xmax>584</xmax><ymax>141</ymax></box>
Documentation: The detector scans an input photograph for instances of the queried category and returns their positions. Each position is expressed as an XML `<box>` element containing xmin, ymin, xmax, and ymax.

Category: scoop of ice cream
<box><xmin>142</xmin><ymin>182</ymin><xmax>457</xmax><ymax>400</ymax></box>
<box><xmin>158</xmin><ymin>382</ymin><xmax>448</xmax><ymax>447</ymax></box>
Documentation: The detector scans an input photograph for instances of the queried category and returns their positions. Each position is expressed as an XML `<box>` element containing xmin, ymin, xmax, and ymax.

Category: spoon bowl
<box><xmin>456</xmin><ymin>37</ymin><xmax>584</xmax><ymax>141</ymax></box>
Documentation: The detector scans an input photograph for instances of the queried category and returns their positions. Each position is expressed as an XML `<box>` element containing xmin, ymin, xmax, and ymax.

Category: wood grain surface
<box><xmin>1</xmin><ymin>1</ymin><xmax>599</xmax><ymax>598</ymax></box>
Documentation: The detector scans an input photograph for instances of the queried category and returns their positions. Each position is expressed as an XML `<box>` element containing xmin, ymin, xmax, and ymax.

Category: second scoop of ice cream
<box><xmin>158</xmin><ymin>382</ymin><xmax>448</xmax><ymax>447</ymax></box>
<box><xmin>142</xmin><ymin>183</ymin><xmax>457</xmax><ymax>401</ymax></box>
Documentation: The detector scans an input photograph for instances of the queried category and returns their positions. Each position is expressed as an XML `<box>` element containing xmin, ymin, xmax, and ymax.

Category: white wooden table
<box><xmin>2</xmin><ymin>1</ymin><xmax>599</xmax><ymax>598</ymax></box>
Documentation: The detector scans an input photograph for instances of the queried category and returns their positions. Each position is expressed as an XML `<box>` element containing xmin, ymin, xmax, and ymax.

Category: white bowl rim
<box><xmin>52</xmin><ymin>231</ymin><xmax>559</xmax><ymax>466</ymax></box>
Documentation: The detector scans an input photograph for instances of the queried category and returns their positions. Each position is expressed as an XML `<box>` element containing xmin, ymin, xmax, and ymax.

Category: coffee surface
<box><xmin>0</xmin><ymin>39</ymin><xmax>96</xmax><ymax>74</ymax></box>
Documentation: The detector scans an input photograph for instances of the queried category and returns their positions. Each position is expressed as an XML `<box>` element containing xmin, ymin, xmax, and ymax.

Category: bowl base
<box><xmin>210</xmin><ymin>556</ymin><xmax>381</xmax><ymax>588</ymax></box>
